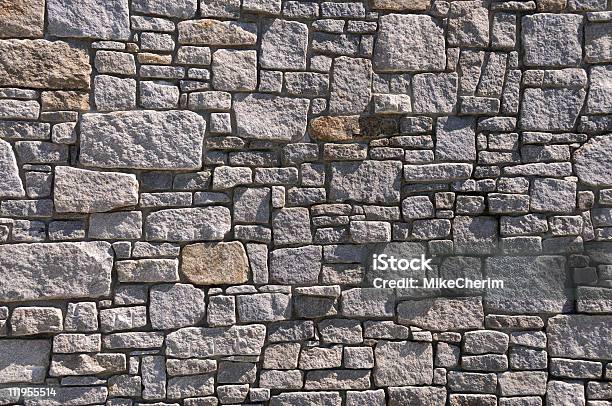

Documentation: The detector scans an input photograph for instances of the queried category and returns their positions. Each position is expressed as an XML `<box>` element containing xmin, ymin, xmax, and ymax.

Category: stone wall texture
<box><xmin>0</xmin><ymin>0</ymin><xmax>611</xmax><ymax>405</ymax></box>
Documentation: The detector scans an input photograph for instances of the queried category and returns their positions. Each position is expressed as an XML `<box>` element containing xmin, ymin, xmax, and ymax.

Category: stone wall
<box><xmin>0</xmin><ymin>0</ymin><xmax>611</xmax><ymax>404</ymax></box>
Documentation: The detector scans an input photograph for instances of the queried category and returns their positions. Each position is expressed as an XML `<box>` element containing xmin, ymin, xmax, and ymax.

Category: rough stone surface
<box><xmin>146</xmin><ymin>207</ymin><xmax>231</xmax><ymax>241</ymax></box>
<box><xmin>132</xmin><ymin>0</ymin><xmax>197</xmax><ymax>18</ymax></box>
<box><xmin>548</xmin><ymin>315</ymin><xmax>612</xmax><ymax>360</ymax></box>
<box><xmin>234</xmin><ymin>94</ymin><xmax>310</xmax><ymax>141</ymax></box>
<box><xmin>0</xmin><ymin>1</ymin><xmax>611</xmax><ymax>402</ymax></box>
<box><xmin>178</xmin><ymin>19</ymin><xmax>257</xmax><ymax>45</ymax></box>
<box><xmin>181</xmin><ymin>241</ymin><xmax>249</xmax><ymax>285</ymax></box>
<box><xmin>150</xmin><ymin>284</ymin><xmax>206</xmax><ymax>329</ymax></box>
<box><xmin>329</xmin><ymin>57</ymin><xmax>372</xmax><ymax>114</ymax></box>
<box><xmin>212</xmin><ymin>49</ymin><xmax>258</xmax><ymax>92</ymax></box>
<box><xmin>485</xmin><ymin>256</ymin><xmax>572</xmax><ymax>313</ymax></box>
<box><xmin>0</xmin><ymin>340</ymin><xmax>51</xmax><ymax>383</ymax></box>
<box><xmin>0</xmin><ymin>242</ymin><xmax>113</xmax><ymax>301</ymax></box>
<box><xmin>261</xmin><ymin>19</ymin><xmax>308</xmax><ymax>70</ymax></box>
<box><xmin>54</xmin><ymin>167</ymin><xmax>138</xmax><ymax>213</ymax></box>
<box><xmin>374</xmin><ymin>14</ymin><xmax>445</xmax><ymax>72</ymax></box>
<box><xmin>0</xmin><ymin>39</ymin><xmax>91</xmax><ymax>89</ymax></box>
<box><xmin>0</xmin><ymin>0</ymin><xmax>45</xmax><ymax>38</ymax></box>
<box><xmin>329</xmin><ymin>161</ymin><xmax>402</xmax><ymax>204</ymax></box>
<box><xmin>0</xmin><ymin>139</ymin><xmax>25</xmax><ymax>198</ymax></box>
<box><xmin>166</xmin><ymin>325</ymin><xmax>266</xmax><ymax>358</ymax></box>
<box><xmin>374</xmin><ymin>341</ymin><xmax>433</xmax><ymax>386</ymax></box>
<box><xmin>523</xmin><ymin>14</ymin><xmax>583</xmax><ymax>67</ymax></box>
<box><xmin>47</xmin><ymin>0</ymin><xmax>131</xmax><ymax>40</ymax></box>
<box><xmin>520</xmin><ymin>88</ymin><xmax>586</xmax><ymax>131</ymax></box>
<box><xmin>398</xmin><ymin>297</ymin><xmax>485</xmax><ymax>331</ymax></box>
<box><xmin>80</xmin><ymin>110</ymin><xmax>206</xmax><ymax>170</ymax></box>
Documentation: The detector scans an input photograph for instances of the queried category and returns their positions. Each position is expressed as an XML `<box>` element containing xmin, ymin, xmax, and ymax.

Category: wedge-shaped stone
<box><xmin>374</xmin><ymin>14</ymin><xmax>445</xmax><ymax>72</ymax></box>
<box><xmin>234</xmin><ymin>93</ymin><xmax>310</xmax><ymax>141</ymax></box>
<box><xmin>47</xmin><ymin>0</ymin><xmax>130</xmax><ymax>40</ymax></box>
<box><xmin>178</xmin><ymin>19</ymin><xmax>257</xmax><ymax>45</ymax></box>
<box><xmin>181</xmin><ymin>241</ymin><xmax>249</xmax><ymax>285</ymax></box>
<box><xmin>0</xmin><ymin>340</ymin><xmax>51</xmax><ymax>383</ymax></box>
<box><xmin>574</xmin><ymin>135</ymin><xmax>612</xmax><ymax>187</ymax></box>
<box><xmin>146</xmin><ymin>207</ymin><xmax>231</xmax><ymax>242</ymax></box>
<box><xmin>0</xmin><ymin>0</ymin><xmax>45</xmax><ymax>38</ymax></box>
<box><xmin>54</xmin><ymin>167</ymin><xmax>138</xmax><ymax>213</ymax></box>
<box><xmin>0</xmin><ymin>139</ymin><xmax>25</xmax><ymax>198</ymax></box>
<box><xmin>166</xmin><ymin>325</ymin><xmax>266</xmax><ymax>358</ymax></box>
<box><xmin>330</xmin><ymin>161</ymin><xmax>402</xmax><ymax>204</ymax></box>
<box><xmin>50</xmin><ymin>353</ymin><xmax>126</xmax><ymax>376</ymax></box>
<box><xmin>0</xmin><ymin>39</ymin><xmax>91</xmax><ymax>89</ymax></box>
<box><xmin>80</xmin><ymin>110</ymin><xmax>206</xmax><ymax>170</ymax></box>
<box><xmin>0</xmin><ymin>242</ymin><xmax>113</xmax><ymax>302</ymax></box>
<box><xmin>374</xmin><ymin>341</ymin><xmax>433</xmax><ymax>386</ymax></box>
<box><xmin>404</xmin><ymin>163</ymin><xmax>473</xmax><ymax>182</ymax></box>
<box><xmin>548</xmin><ymin>315</ymin><xmax>612</xmax><ymax>360</ymax></box>
<box><xmin>397</xmin><ymin>297</ymin><xmax>485</xmax><ymax>331</ymax></box>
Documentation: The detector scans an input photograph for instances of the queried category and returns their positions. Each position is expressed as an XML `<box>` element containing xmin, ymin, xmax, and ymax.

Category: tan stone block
<box><xmin>0</xmin><ymin>39</ymin><xmax>91</xmax><ymax>90</ymax></box>
<box><xmin>41</xmin><ymin>91</ymin><xmax>90</xmax><ymax>112</ymax></box>
<box><xmin>310</xmin><ymin>116</ymin><xmax>361</xmax><ymax>142</ymax></box>
<box><xmin>181</xmin><ymin>241</ymin><xmax>249</xmax><ymax>285</ymax></box>
<box><xmin>0</xmin><ymin>0</ymin><xmax>45</xmax><ymax>39</ymax></box>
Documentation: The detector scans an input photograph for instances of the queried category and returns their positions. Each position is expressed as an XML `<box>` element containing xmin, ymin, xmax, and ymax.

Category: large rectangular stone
<box><xmin>178</xmin><ymin>19</ymin><xmax>257</xmax><ymax>45</ymax></box>
<box><xmin>80</xmin><ymin>110</ymin><xmax>206</xmax><ymax>170</ymax></box>
<box><xmin>0</xmin><ymin>0</ymin><xmax>45</xmax><ymax>38</ymax></box>
<box><xmin>47</xmin><ymin>0</ymin><xmax>130</xmax><ymax>40</ymax></box>
<box><xmin>0</xmin><ymin>242</ymin><xmax>113</xmax><ymax>302</ymax></box>
<box><xmin>166</xmin><ymin>325</ymin><xmax>266</xmax><ymax>358</ymax></box>
<box><xmin>0</xmin><ymin>340</ymin><xmax>51</xmax><ymax>383</ymax></box>
<box><xmin>0</xmin><ymin>39</ymin><xmax>91</xmax><ymax>90</ymax></box>
<box><xmin>485</xmin><ymin>256</ymin><xmax>572</xmax><ymax>313</ymax></box>
<box><xmin>548</xmin><ymin>315</ymin><xmax>612</xmax><ymax>361</ymax></box>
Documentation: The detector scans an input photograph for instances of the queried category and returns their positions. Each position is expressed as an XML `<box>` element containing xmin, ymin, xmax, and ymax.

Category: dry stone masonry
<box><xmin>0</xmin><ymin>0</ymin><xmax>611</xmax><ymax>404</ymax></box>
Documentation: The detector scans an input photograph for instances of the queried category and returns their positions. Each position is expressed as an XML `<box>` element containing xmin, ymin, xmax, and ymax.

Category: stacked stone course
<box><xmin>0</xmin><ymin>0</ymin><xmax>611</xmax><ymax>404</ymax></box>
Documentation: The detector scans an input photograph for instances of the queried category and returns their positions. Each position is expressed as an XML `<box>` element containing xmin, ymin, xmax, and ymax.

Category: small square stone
<box><xmin>210</xmin><ymin>112</ymin><xmax>233</xmax><ymax>134</ymax></box>
<box><xmin>94</xmin><ymin>75</ymin><xmax>136</xmax><ymax>111</ymax></box>
<box><xmin>344</xmin><ymin>347</ymin><xmax>374</xmax><ymax>369</ymax></box>
<box><xmin>212</xmin><ymin>49</ymin><xmax>258</xmax><ymax>91</ymax></box>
